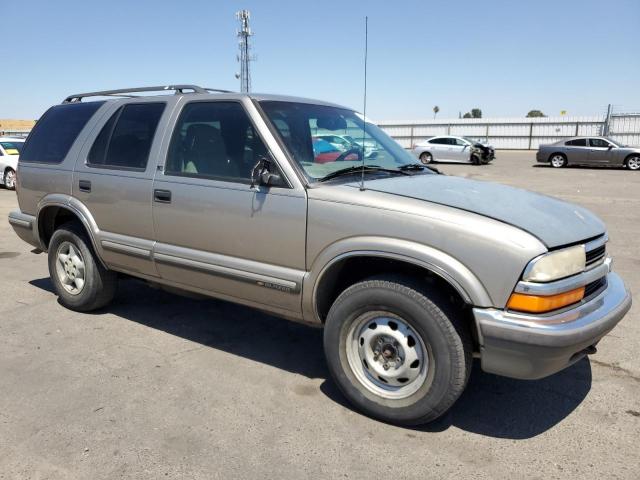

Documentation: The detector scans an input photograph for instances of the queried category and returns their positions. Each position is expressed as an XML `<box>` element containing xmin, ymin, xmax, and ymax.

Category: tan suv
<box><xmin>9</xmin><ymin>85</ymin><xmax>632</xmax><ymax>425</ymax></box>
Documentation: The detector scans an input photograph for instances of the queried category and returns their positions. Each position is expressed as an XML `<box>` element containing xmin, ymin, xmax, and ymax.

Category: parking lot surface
<box><xmin>1</xmin><ymin>151</ymin><xmax>638</xmax><ymax>479</ymax></box>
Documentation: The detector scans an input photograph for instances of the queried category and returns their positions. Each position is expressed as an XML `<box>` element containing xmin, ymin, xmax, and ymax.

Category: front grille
<box><xmin>586</xmin><ymin>244</ymin><xmax>606</xmax><ymax>267</ymax></box>
<box><xmin>584</xmin><ymin>277</ymin><xmax>607</xmax><ymax>299</ymax></box>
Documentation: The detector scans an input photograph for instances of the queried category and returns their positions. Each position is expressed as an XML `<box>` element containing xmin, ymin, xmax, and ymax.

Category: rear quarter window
<box><xmin>20</xmin><ymin>101</ymin><xmax>105</xmax><ymax>164</ymax></box>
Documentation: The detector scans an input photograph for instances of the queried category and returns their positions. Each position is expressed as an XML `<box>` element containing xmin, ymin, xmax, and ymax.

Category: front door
<box><xmin>151</xmin><ymin>99</ymin><xmax>307</xmax><ymax>315</ymax></box>
<box><xmin>449</xmin><ymin>138</ymin><xmax>470</xmax><ymax>162</ymax></box>
<box><xmin>588</xmin><ymin>138</ymin><xmax>615</xmax><ymax>165</ymax></box>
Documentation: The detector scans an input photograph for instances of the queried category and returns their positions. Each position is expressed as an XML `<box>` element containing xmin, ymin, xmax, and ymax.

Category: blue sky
<box><xmin>2</xmin><ymin>0</ymin><xmax>639</xmax><ymax>120</ymax></box>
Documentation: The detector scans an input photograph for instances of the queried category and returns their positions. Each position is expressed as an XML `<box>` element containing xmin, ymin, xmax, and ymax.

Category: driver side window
<box><xmin>165</xmin><ymin>101</ymin><xmax>270</xmax><ymax>183</ymax></box>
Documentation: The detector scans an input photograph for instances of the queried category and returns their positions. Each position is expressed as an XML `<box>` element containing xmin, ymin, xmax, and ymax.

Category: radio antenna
<box><xmin>359</xmin><ymin>16</ymin><xmax>368</xmax><ymax>192</ymax></box>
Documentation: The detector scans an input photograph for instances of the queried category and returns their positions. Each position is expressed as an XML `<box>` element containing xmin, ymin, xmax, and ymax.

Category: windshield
<box><xmin>463</xmin><ymin>137</ymin><xmax>482</xmax><ymax>145</ymax></box>
<box><xmin>0</xmin><ymin>141</ymin><xmax>24</xmax><ymax>155</ymax></box>
<box><xmin>260</xmin><ymin>101</ymin><xmax>428</xmax><ymax>181</ymax></box>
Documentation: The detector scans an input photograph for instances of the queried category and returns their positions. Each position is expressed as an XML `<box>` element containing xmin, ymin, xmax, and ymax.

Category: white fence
<box><xmin>378</xmin><ymin>114</ymin><xmax>640</xmax><ymax>149</ymax></box>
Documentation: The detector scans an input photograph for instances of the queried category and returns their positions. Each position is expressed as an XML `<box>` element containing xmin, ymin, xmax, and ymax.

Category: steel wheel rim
<box><xmin>346</xmin><ymin>312</ymin><xmax>429</xmax><ymax>400</ymax></box>
<box><xmin>420</xmin><ymin>153</ymin><xmax>432</xmax><ymax>164</ymax></box>
<box><xmin>5</xmin><ymin>170</ymin><xmax>15</xmax><ymax>188</ymax></box>
<box><xmin>55</xmin><ymin>241</ymin><xmax>86</xmax><ymax>295</ymax></box>
<box><xmin>628</xmin><ymin>157</ymin><xmax>640</xmax><ymax>170</ymax></box>
<box><xmin>551</xmin><ymin>155</ymin><xmax>565</xmax><ymax>167</ymax></box>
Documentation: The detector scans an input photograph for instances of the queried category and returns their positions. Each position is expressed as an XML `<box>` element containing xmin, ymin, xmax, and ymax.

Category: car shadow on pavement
<box><xmin>533</xmin><ymin>164</ymin><xmax>626</xmax><ymax>170</ymax></box>
<box><xmin>30</xmin><ymin>276</ymin><xmax>592</xmax><ymax>440</ymax></box>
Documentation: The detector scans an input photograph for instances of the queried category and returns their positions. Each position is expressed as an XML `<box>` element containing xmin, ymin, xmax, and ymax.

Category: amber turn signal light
<box><xmin>507</xmin><ymin>286</ymin><xmax>585</xmax><ymax>314</ymax></box>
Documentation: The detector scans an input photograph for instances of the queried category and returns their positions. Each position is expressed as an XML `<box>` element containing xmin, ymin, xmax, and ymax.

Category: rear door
<box><xmin>564</xmin><ymin>138</ymin><xmax>589</xmax><ymax>164</ymax></box>
<box><xmin>428</xmin><ymin>137</ymin><xmax>447</xmax><ymax>160</ymax></box>
<box><xmin>73</xmin><ymin>98</ymin><xmax>174</xmax><ymax>276</ymax></box>
<box><xmin>151</xmin><ymin>98</ymin><xmax>307</xmax><ymax>315</ymax></box>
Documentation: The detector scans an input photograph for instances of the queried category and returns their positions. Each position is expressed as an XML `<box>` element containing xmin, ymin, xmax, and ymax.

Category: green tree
<box><xmin>462</xmin><ymin>112</ymin><xmax>472</xmax><ymax>119</ymax></box>
<box><xmin>471</xmin><ymin>108</ymin><xmax>482</xmax><ymax>118</ymax></box>
<box><xmin>526</xmin><ymin>110</ymin><xmax>546</xmax><ymax>118</ymax></box>
<box><xmin>433</xmin><ymin>105</ymin><xmax>440</xmax><ymax>119</ymax></box>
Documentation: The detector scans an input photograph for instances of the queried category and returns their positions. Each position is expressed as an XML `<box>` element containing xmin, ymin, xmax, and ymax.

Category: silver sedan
<box><xmin>413</xmin><ymin>135</ymin><xmax>495</xmax><ymax>165</ymax></box>
<box><xmin>536</xmin><ymin>137</ymin><xmax>640</xmax><ymax>170</ymax></box>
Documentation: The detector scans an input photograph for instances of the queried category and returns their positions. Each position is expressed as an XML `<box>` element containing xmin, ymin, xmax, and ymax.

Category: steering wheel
<box><xmin>335</xmin><ymin>147</ymin><xmax>363</xmax><ymax>162</ymax></box>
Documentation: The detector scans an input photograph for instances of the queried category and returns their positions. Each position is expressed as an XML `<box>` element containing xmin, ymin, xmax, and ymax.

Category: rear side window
<box><xmin>88</xmin><ymin>103</ymin><xmax>165</xmax><ymax>170</ymax></box>
<box><xmin>20</xmin><ymin>102</ymin><xmax>104</xmax><ymax>164</ymax></box>
<box><xmin>566</xmin><ymin>139</ymin><xmax>587</xmax><ymax>146</ymax></box>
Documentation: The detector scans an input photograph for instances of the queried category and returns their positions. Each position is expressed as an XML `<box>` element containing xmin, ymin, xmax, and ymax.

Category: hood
<box><xmin>346</xmin><ymin>175</ymin><xmax>605</xmax><ymax>249</ymax></box>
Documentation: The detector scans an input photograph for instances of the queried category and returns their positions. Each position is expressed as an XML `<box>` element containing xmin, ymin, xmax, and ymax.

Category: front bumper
<box><xmin>473</xmin><ymin>272</ymin><xmax>631</xmax><ymax>379</ymax></box>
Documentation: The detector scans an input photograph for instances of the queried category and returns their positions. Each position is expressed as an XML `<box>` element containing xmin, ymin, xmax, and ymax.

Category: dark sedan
<box><xmin>537</xmin><ymin>137</ymin><xmax>640</xmax><ymax>170</ymax></box>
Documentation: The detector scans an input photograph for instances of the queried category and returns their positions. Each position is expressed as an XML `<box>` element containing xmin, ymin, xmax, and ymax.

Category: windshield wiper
<box><xmin>398</xmin><ymin>163</ymin><xmax>425</xmax><ymax>171</ymax></box>
<box><xmin>318</xmin><ymin>165</ymin><xmax>409</xmax><ymax>182</ymax></box>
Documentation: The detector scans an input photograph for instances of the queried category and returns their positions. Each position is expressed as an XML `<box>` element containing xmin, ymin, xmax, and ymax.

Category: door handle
<box><xmin>154</xmin><ymin>189</ymin><xmax>172</xmax><ymax>203</ymax></box>
<box><xmin>78</xmin><ymin>179</ymin><xmax>91</xmax><ymax>192</ymax></box>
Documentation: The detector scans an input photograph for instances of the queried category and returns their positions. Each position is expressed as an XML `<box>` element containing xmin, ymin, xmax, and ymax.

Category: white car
<box><xmin>0</xmin><ymin>137</ymin><xmax>25</xmax><ymax>190</ymax></box>
<box><xmin>314</xmin><ymin>134</ymin><xmax>377</xmax><ymax>158</ymax></box>
<box><xmin>413</xmin><ymin>135</ymin><xmax>495</xmax><ymax>165</ymax></box>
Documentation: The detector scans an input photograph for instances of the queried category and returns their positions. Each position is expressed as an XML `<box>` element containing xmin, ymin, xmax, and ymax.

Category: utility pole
<box><xmin>235</xmin><ymin>10</ymin><xmax>254</xmax><ymax>93</ymax></box>
<box><xmin>603</xmin><ymin>103</ymin><xmax>612</xmax><ymax>136</ymax></box>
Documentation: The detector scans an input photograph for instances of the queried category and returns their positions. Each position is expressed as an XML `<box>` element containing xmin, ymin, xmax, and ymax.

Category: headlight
<box><xmin>523</xmin><ymin>245</ymin><xmax>585</xmax><ymax>282</ymax></box>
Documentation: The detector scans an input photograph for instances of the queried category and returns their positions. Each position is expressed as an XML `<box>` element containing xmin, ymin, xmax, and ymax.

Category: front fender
<box><xmin>302</xmin><ymin>236</ymin><xmax>493</xmax><ymax>324</ymax></box>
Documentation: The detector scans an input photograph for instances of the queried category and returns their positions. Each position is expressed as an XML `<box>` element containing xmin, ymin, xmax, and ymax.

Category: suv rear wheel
<box><xmin>323</xmin><ymin>276</ymin><xmax>472</xmax><ymax>425</ymax></box>
<box><xmin>48</xmin><ymin>222</ymin><xmax>117</xmax><ymax>311</ymax></box>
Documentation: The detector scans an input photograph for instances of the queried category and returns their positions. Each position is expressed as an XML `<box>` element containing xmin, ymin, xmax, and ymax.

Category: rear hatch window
<box><xmin>20</xmin><ymin>101</ymin><xmax>105</xmax><ymax>164</ymax></box>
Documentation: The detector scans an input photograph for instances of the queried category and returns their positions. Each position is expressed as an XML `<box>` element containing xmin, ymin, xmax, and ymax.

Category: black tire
<box><xmin>549</xmin><ymin>153</ymin><xmax>567</xmax><ymax>168</ymax></box>
<box><xmin>625</xmin><ymin>154</ymin><xmax>640</xmax><ymax>171</ymax></box>
<box><xmin>471</xmin><ymin>154</ymin><xmax>481</xmax><ymax>165</ymax></box>
<box><xmin>323</xmin><ymin>276</ymin><xmax>472</xmax><ymax>425</ymax></box>
<box><xmin>4</xmin><ymin>168</ymin><xmax>16</xmax><ymax>190</ymax></box>
<box><xmin>48</xmin><ymin>222</ymin><xmax>117</xmax><ymax>312</ymax></box>
<box><xmin>419</xmin><ymin>152</ymin><xmax>432</xmax><ymax>164</ymax></box>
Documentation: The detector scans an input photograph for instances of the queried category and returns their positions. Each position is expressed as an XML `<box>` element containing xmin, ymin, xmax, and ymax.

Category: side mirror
<box><xmin>260</xmin><ymin>169</ymin><xmax>282</xmax><ymax>186</ymax></box>
<box><xmin>251</xmin><ymin>156</ymin><xmax>284</xmax><ymax>189</ymax></box>
<box><xmin>608</xmin><ymin>144</ymin><xmax>614</xmax><ymax>149</ymax></box>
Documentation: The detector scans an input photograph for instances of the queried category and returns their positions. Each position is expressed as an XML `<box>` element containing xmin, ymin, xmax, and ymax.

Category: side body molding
<box><xmin>302</xmin><ymin>236</ymin><xmax>493</xmax><ymax>324</ymax></box>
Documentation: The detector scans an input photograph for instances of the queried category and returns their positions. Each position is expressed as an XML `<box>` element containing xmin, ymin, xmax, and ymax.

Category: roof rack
<box><xmin>63</xmin><ymin>85</ymin><xmax>233</xmax><ymax>103</ymax></box>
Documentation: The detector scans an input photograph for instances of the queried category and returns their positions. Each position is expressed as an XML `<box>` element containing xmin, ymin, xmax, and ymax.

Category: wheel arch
<box><xmin>548</xmin><ymin>151</ymin><xmax>567</xmax><ymax>162</ymax></box>
<box><xmin>36</xmin><ymin>195</ymin><xmax>106</xmax><ymax>268</ymax></box>
<box><xmin>304</xmin><ymin>237</ymin><xmax>493</xmax><ymax>325</ymax></box>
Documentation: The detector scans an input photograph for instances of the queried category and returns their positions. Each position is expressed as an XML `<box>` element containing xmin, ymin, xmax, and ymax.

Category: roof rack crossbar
<box><xmin>63</xmin><ymin>85</ymin><xmax>232</xmax><ymax>103</ymax></box>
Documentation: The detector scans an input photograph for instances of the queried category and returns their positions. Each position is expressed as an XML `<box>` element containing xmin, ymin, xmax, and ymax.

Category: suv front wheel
<box><xmin>323</xmin><ymin>276</ymin><xmax>472</xmax><ymax>425</ymax></box>
<box><xmin>48</xmin><ymin>222</ymin><xmax>117</xmax><ymax>312</ymax></box>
